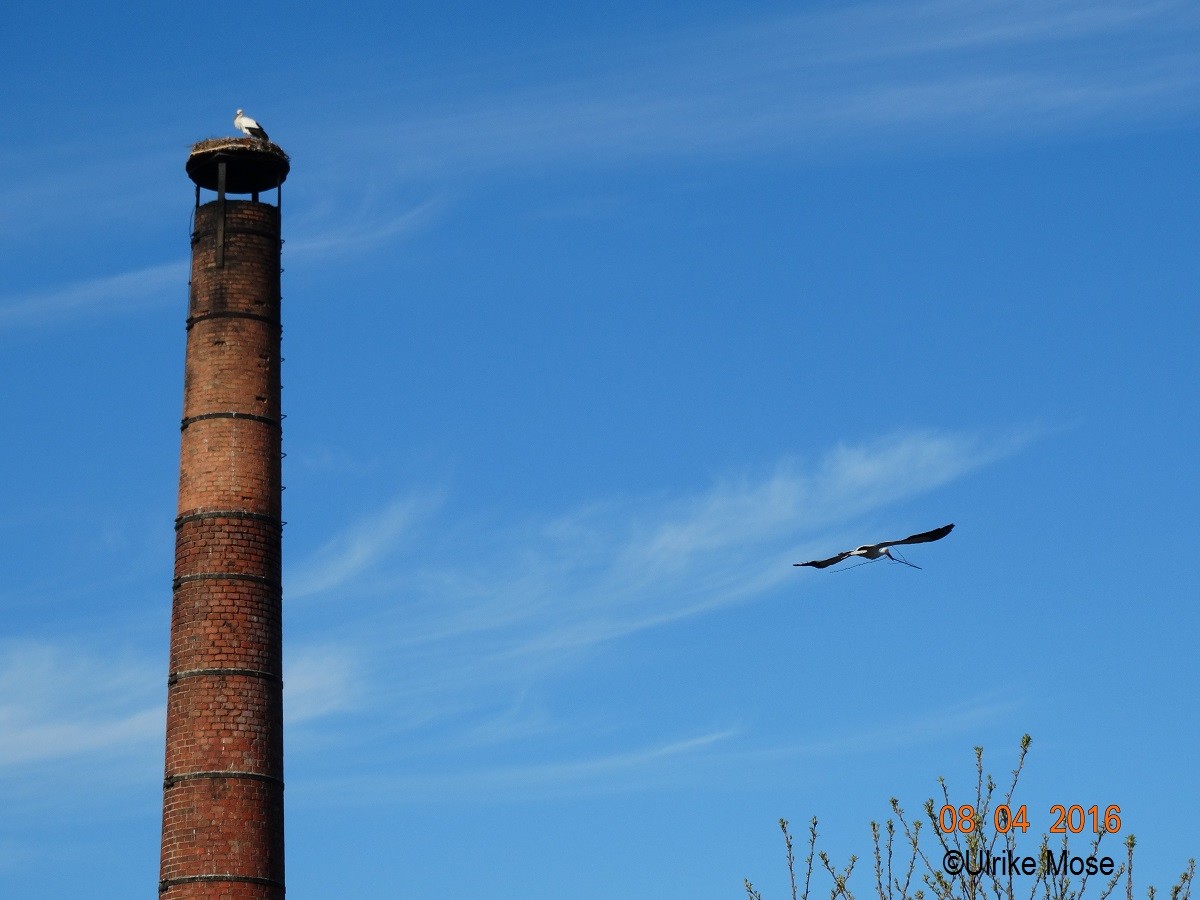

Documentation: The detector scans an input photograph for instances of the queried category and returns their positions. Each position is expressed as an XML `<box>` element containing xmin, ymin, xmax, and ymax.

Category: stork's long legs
<box><xmin>886</xmin><ymin>550</ymin><xmax>922</xmax><ymax>569</ymax></box>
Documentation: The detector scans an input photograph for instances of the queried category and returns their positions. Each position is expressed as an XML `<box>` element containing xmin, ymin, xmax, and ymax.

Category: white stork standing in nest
<box><xmin>794</xmin><ymin>523</ymin><xmax>954</xmax><ymax>570</ymax></box>
<box><xmin>234</xmin><ymin>109</ymin><xmax>270</xmax><ymax>141</ymax></box>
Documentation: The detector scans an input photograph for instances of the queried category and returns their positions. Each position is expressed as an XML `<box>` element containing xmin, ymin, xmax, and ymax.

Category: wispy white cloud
<box><xmin>744</xmin><ymin>693</ymin><xmax>1017</xmax><ymax>763</ymax></box>
<box><xmin>287</xmin><ymin>428</ymin><xmax>1034</xmax><ymax>738</ymax></box>
<box><xmin>460</xmin><ymin>687</ymin><xmax>561</xmax><ymax>747</ymax></box>
<box><xmin>286</xmin><ymin>196</ymin><xmax>445</xmax><ymax>259</ymax></box>
<box><xmin>0</xmin><ymin>145</ymin><xmax>178</xmax><ymax>239</ymax></box>
<box><xmin>347</xmin><ymin>0</ymin><xmax>1200</xmax><ymax>176</ymax></box>
<box><xmin>304</xmin><ymin>727</ymin><xmax>741</xmax><ymax>802</ymax></box>
<box><xmin>468</xmin><ymin>727</ymin><xmax>739</xmax><ymax>789</ymax></box>
<box><xmin>284</xmin><ymin>644</ymin><xmax>363</xmax><ymax>725</ymax></box>
<box><xmin>287</xmin><ymin>492</ymin><xmax>444</xmax><ymax>599</ymax></box>
<box><xmin>298</xmin><ymin>693</ymin><xmax>1014</xmax><ymax>801</ymax></box>
<box><xmin>0</xmin><ymin>261</ymin><xmax>187</xmax><ymax>331</ymax></box>
<box><xmin>0</xmin><ymin>642</ymin><xmax>162</xmax><ymax>771</ymax></box>
<box><xmin>764</xmin><ymin>0</ymin><xmax>1190</xmax><ymax>65</ymax></box>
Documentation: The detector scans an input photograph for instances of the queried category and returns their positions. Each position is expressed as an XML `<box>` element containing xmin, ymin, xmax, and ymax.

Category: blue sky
<box><xmin>2</xmin><ymin>1</ymin><xmax>1198</xmax><ymax>896</ymax></box>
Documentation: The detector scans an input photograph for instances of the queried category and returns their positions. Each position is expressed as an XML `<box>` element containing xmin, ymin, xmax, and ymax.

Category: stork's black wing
<box><xmin>878</xmin><ymin>523</ymin><xmax>954</xmax><ymax>549</ymax></box>
<box><xmin>794</xmin><ymin>551</ymin><xmax>852</xmax><ymax>569</ymax></box>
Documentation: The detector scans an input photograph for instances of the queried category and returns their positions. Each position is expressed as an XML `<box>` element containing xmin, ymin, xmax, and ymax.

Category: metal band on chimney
<box><xmin>172</xmin><ymin>572</ymin><xmax>281</xmax><ymax>590</ymax></box>
<box><xmin>163</xmin><ymin>770</ymin><xmax>284</xmax><ymax>789</ymax></box>
<box><xmin>186</xmin><ymin>310</ymin><xmax>280</xmax><ymax>330</ymax></box>
<box><xmin>180</xmin><ymin>410</ymin><xmax>282</xmax><ymax>431</ymax></box>
<box><xmin>175</xmin><ymin>509</ymin><xmax>284</xmax><ymax>529</ymax></box>
<box><xmin>159</xmin><ymin>874</ymin><xmax>286</xmax><ymax>894</ymax></box>
<box><xmin>168</xmin><ymin>667</ymin><xmax>281</xmax><ymax>685</ymax></box>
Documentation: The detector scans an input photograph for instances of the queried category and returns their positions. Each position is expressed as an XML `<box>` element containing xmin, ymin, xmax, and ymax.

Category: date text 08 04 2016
<box><xmin>938</xmin><ymin>803</ymin><xmax>1122</xmax><ymax>835</ymax></box>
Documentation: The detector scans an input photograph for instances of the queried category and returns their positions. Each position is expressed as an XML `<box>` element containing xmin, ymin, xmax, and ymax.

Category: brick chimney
<box><xmin>160</xmin><ymin>138</ymin><xmax>290</xmax><ymax>898</ymax></box>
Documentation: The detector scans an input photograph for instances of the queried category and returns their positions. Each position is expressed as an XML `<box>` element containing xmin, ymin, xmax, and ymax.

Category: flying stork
<box><xmin>234</xmin><ymin>109</ymin><xmax>269</xmax><ymax>141</ymax></box>
<box><xmin>794</xmin><ymin>523</ymin><xmax>954</xmax><ymax>570</ymax></box>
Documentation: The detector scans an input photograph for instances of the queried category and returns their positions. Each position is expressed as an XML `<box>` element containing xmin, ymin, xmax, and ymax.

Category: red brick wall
<box><xmin>160</xmin><ymin>198</ymin><xmax>285</xmax><ymax>899</ymax></box>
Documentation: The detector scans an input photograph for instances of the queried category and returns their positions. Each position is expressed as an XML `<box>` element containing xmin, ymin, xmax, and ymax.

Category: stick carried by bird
<box><xmin>794</xmin><ymin>523</ymin><xmax>954</xmax><ymax>570</ymax></box>
<box><xmin>234</xmin><ymin>109</ymin><xmax>270</xmax><ymax>141</ymax></box>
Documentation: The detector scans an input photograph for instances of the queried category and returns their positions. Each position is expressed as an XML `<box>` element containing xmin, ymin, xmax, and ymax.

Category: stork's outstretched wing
<box><xmin>877</xmin><ymin>523</ymin><xmax>954</xmax><ymax>549</ymax></box>
<box><xmin>794</xmin><ymin>551</ymin><xmax>852</xmax><ymax>569</ymax></box>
